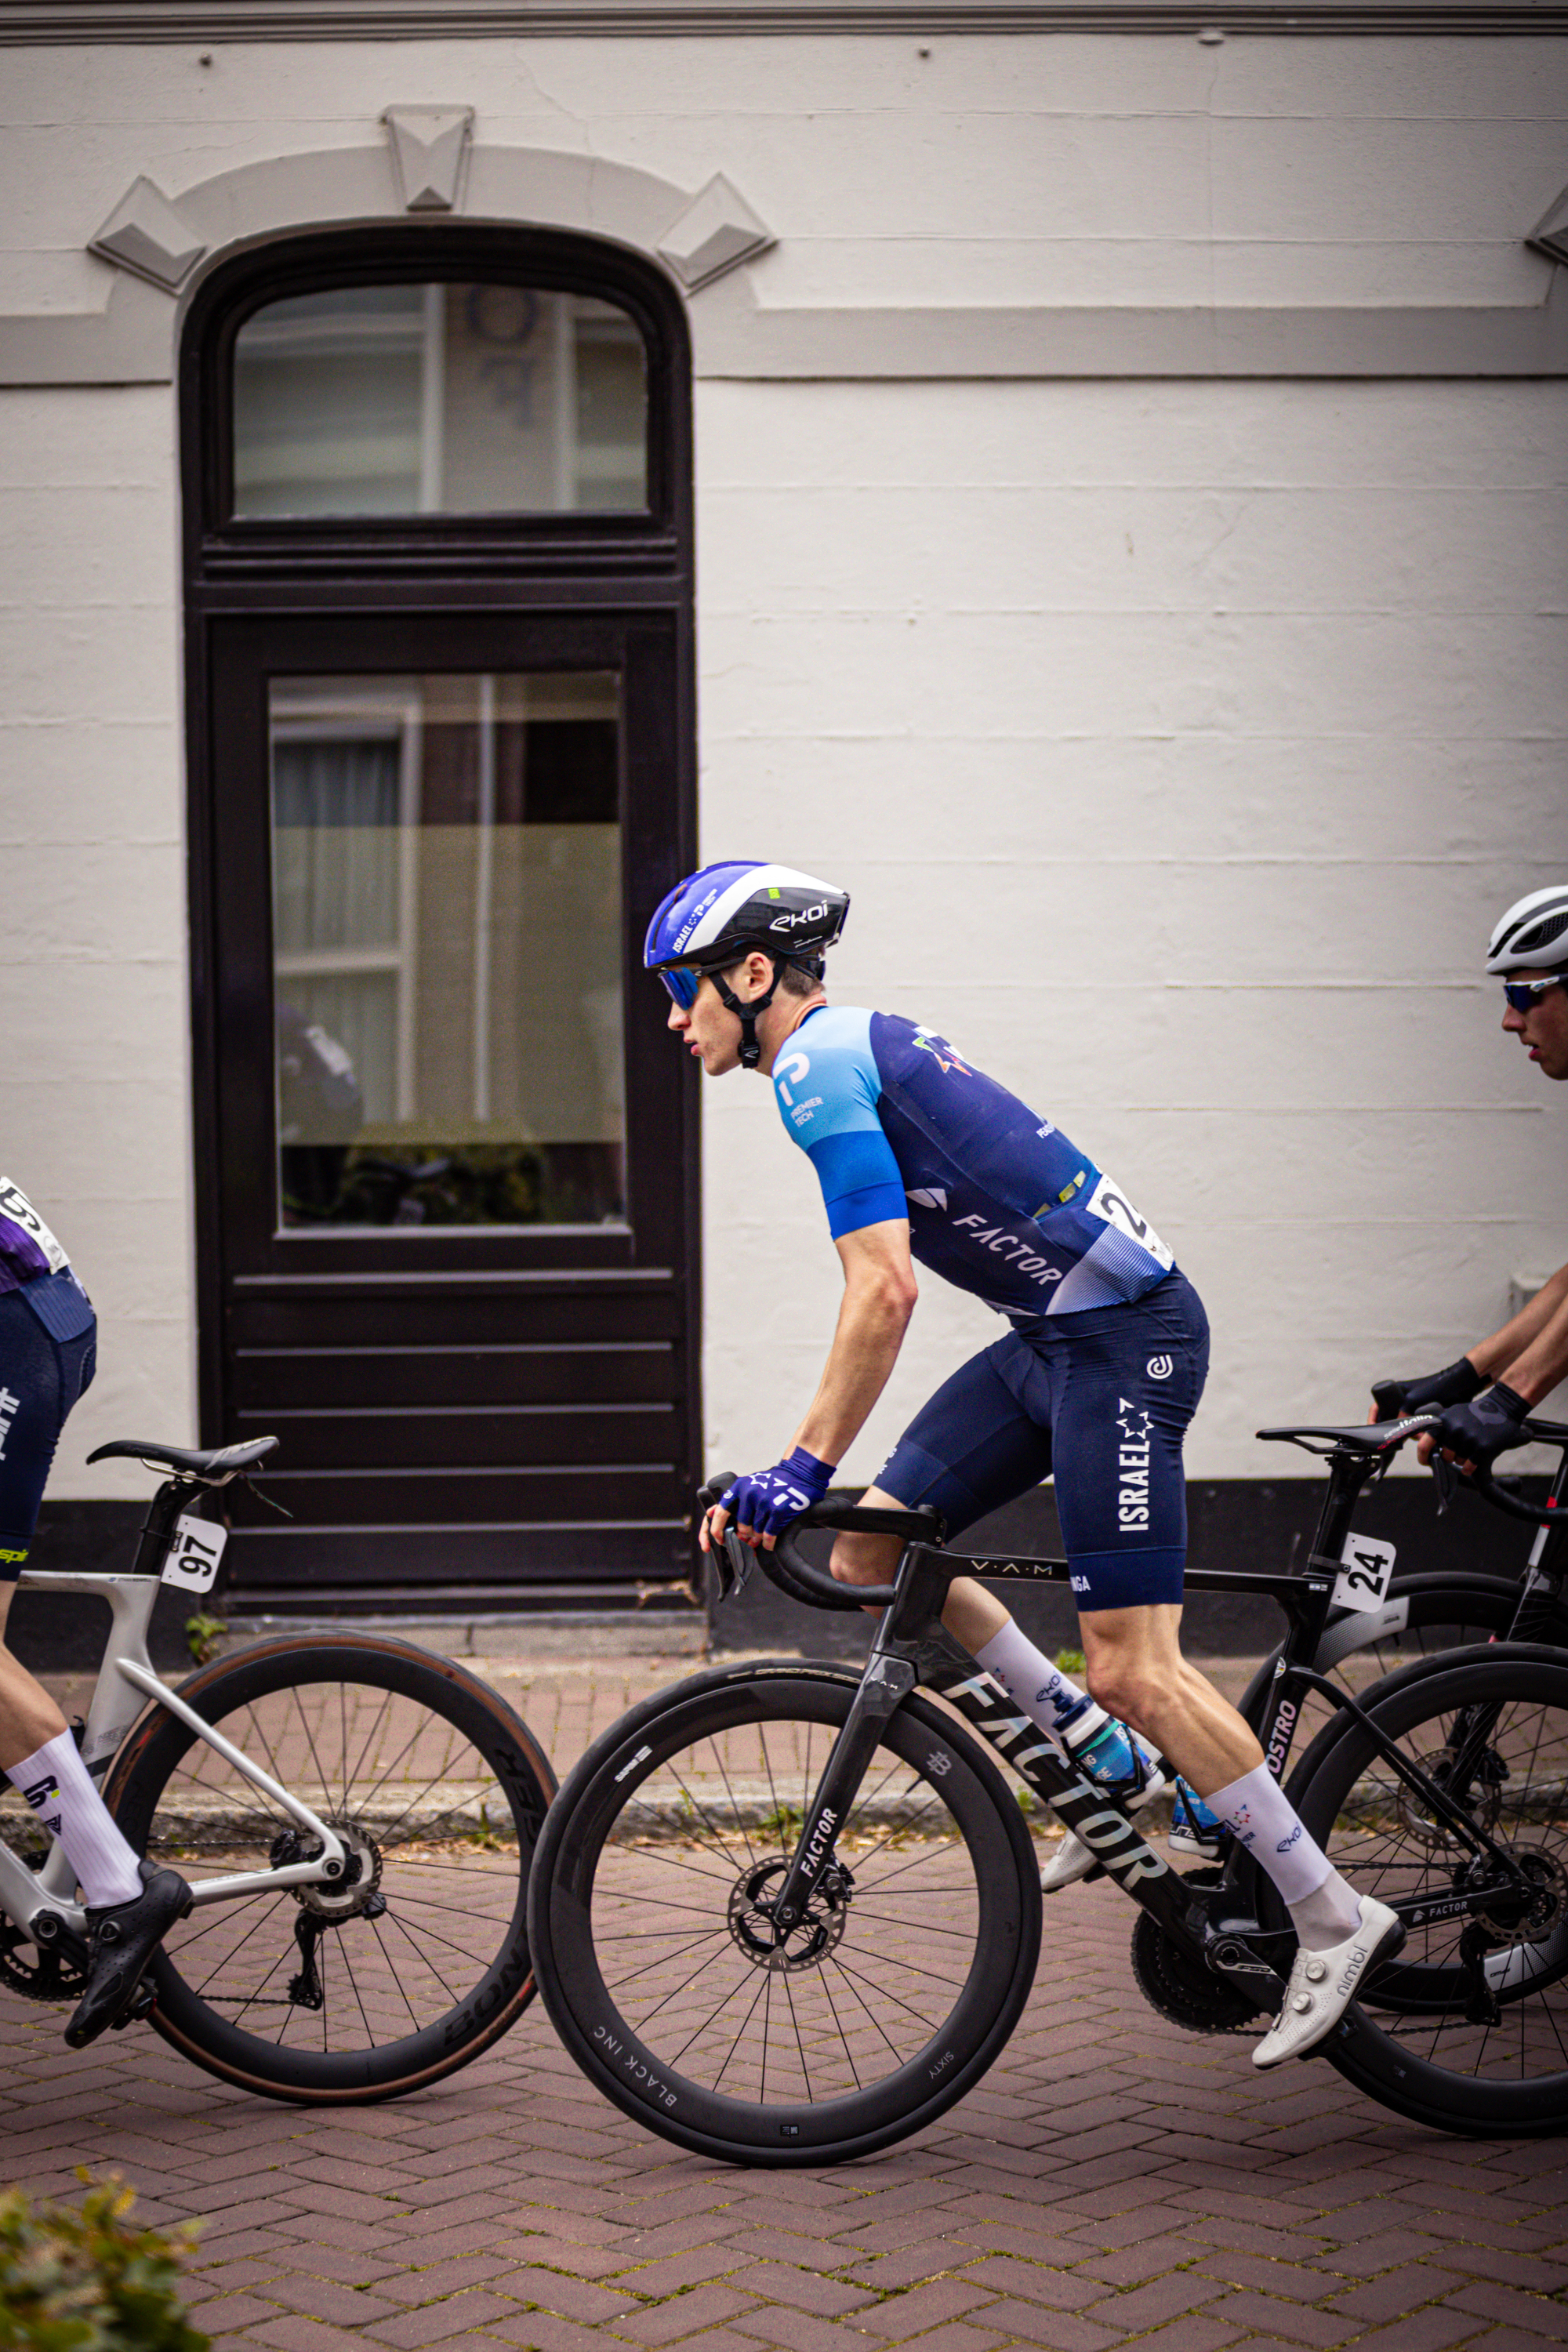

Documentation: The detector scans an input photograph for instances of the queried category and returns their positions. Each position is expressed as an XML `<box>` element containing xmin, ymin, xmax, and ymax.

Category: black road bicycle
<box><xmin>1246</xmin><ymin>1381</ymin><xmax>1568</xmax><ymax>1733</ymax></box>
<box><xmin>0</xmin><ymin>1436</ymin><xmax>556</xmax><ymax>2103</ymax></box>
<box><xmin>528</xmin><ymin>1410</ymin><xmax>1568</xmax><ymax>2161</ymax></box>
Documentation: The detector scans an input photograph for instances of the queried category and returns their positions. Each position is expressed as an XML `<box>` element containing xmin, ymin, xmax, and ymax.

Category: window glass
<box><xmin>234</xmin><ymin>284</ymin><xmax>647</xmax><ymax>517</ymax></box>
<box><xmin>271</xmin><ymin>671</ymin><xmax>625</xmax><ymax>1229</ymax></box>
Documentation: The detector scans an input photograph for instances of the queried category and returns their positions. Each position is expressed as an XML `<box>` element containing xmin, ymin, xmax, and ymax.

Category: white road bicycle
<box><xmin>0</xmin><ymin>1435</ymin><xmax>555</xmax><ymax>2103</ymax></box>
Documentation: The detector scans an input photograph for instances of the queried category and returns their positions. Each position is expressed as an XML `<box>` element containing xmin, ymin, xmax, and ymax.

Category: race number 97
<box><xmin>162</xmin><ymin>1514</ymin><xmax>229</xmax><ymax>1595</ymax></box>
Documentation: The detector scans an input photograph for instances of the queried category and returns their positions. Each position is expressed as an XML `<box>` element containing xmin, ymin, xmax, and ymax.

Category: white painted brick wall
<box><xmin>0</xmin><ymin>37</ymin><xmax>1563</xmax><ymax>1502</ymax></box>
<box><xmin>0</xmin><ymin>387</ymin><xmax>193</xmax><ymax>1497</ymax></box>
<box><xmin>696</xmin><ymin>378</ymin><xmax>1568</xmax><ymax>1484</ymax></box>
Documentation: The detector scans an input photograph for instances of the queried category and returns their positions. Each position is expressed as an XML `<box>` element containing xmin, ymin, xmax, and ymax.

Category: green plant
<box><xmin>183</xmin><ymin>1616</ymin><xmax>225</xmax><ymax>1668</ymax></box>
<box><xmin>1054</xmin><ymin>1648</ymin><xmax>1085</xmax><ymax>1677</ymax></box>
<box><xmin>0</xmin><ymin>2171</ymin><xmax>208</xmax><ymax>2351</ymax></box>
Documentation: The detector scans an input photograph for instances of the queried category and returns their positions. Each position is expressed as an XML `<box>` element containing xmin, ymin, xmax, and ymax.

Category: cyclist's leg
<box><xmin>1049</xmin><ymin>1283</ymin><xmax>1402</xmax><ymax>2060</ymax></box>
<box><xmin>0</xmin><ymin>1276</ymin><xmax>191</xmax><ymax>2042</ymax></box>
<box><xmin>830</xmin><ymin>1341</ymin><xmax>1098</xmax><ymax>1724</ymax></box>
<box><xmin>0</xmin><ymin>1283</ymin><xmax>143</xmax><ymax>1885</ymax></box>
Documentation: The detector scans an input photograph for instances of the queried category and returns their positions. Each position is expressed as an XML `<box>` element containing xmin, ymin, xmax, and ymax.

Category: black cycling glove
<box><xmin>1432</xmin><ymin>1381</ymin><xmax>1530</xmax><ymax>1468</ymax></box>
<box><xmin>1373</xmin><ymin>1358</ymin><xmax>1484</xmax><ymax>1421</ymax></box>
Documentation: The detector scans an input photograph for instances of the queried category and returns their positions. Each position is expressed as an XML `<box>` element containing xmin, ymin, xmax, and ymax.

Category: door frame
<box><xmin>180</xmin><ymin>224</ymin><xmax>700</xmax><ymax>1591</ymax></box>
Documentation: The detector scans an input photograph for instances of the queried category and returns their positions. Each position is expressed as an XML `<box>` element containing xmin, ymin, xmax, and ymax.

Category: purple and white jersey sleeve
<box><xmin>0</xmin><ymin>1179</ymin><xmax>69</xmax><ymax>1298</ymax></box>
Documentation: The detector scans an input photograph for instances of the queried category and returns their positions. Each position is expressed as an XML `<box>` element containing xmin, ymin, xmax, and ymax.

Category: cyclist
<box><xmin>646</xmin><ymin>862</ymin><xmax>1403</xmax><ymax>2069</ymax></box>
<box><xmin>1373</xmin><ymin>885</ymin><xmax>1568</xmax><ymax>1464</ymax></box>
<box><xmin>0</xmin><ymin>1180</ymin><xmax>190</xmax><ymax>2046</ymax></box>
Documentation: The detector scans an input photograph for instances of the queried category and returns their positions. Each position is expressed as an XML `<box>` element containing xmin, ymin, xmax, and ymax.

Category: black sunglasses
<box><xmin>1502</xmin><ymin>975</ymin><xmax>1568</xmax><ymax>1013</ymax></box>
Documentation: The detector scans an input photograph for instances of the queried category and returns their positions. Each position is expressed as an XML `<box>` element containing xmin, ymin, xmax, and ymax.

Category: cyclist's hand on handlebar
<box><xmin>1427</xmin><ymin>1381</ymin><xmax>1531</xmax><ymax>1476</ymax></box>
<box><xmin>1367</xmin><ymin>1357</ymin><xmax>1484</xmax><ymax>1427</ymax></box>
<box><xmin>702</xmin><ymin>1446</ymin><xmax>837</xmax><ymax>1554</ymax></box>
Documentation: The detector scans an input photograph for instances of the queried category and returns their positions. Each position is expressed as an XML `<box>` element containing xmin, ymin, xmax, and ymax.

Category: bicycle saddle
<box><xmin>1255</xmin><ymin>1416</ymin><xmax>1434</xmax><ymax>1457</ymax></box>
<box><xmin>85</xmin><ymin>1435</ymin><xmax>279</xmax><ymax>1480</ymax></box>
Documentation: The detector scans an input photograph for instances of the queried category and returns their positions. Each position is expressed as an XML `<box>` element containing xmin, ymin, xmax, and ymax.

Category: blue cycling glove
<box><xmin>1433</xmin><ymin>1381</ymin><xmax>1530</xmax><ymax>1468</ymax></box>
<box><xmin>724</xmin><ymin>1447</ymin><xmax>837</xmax><ymax>1541</ymax></box>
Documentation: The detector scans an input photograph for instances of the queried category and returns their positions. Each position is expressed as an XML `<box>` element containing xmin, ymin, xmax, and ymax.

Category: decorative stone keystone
<box><xmin>657</xmin><ymin>175</ymin><xmax>774</xmax><ymax>292</ymax></box>
<box><xmin>383</xmin><ymin>107</ymin><xmax>474</xmax><ymax>212</ymax></box>
<box><xmin>88</xmin><ymin>177</ymin><xmax>206</xmax><ymax>292</ymax></box>
<box><xmin>1527</xmin><ymin>182</ymin><xmax>1568</xmax><ymax>267</ymax></box>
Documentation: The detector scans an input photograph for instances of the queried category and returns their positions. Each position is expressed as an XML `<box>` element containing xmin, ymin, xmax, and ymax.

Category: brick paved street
<box><xmin>6</xmin><ymin>1643</ymin><xmax>1568</xmax><ymax>2351</ymax></box>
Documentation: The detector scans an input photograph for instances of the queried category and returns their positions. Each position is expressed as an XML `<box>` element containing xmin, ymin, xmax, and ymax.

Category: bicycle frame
<box><xmin>757</xmin><ymin>1445</ymin><xmax>1549</xmax><ymax>2019</ymax></box>
<box><xmin>1</xmin><ymin>1554</ymin><xmax>346</xmax><ymax>1951</ymax></box>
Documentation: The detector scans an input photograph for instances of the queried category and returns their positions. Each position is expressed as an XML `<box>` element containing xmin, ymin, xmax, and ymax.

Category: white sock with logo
<box><xmin>974</xmin><ymin>1622</ymin><xmax>1090</xmax><ymax>1743</ymax></box>
<box><xmin>1203</xmin><ymin>1762</ymin><xmax>1362</xmax><ymax>1949</ymax></box>
<box><xmin>5</xmin><ymin>1731</ymin><xmax>143</xmax><ymax>1907</ymax></box>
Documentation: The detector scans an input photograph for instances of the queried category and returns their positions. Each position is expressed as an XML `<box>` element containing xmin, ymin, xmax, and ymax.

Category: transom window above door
<box><xmin>233</xmin><ymin>281</ymin><xmax>648</xmax><ymax>517</ymax></box>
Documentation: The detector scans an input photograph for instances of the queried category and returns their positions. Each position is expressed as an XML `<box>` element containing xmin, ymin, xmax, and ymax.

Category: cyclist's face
<box><xmin>1501</xmin><ymin>968</ymin><xmax>1568</xmax><ymax>1081</ymax></box>
<box><xmin>665</xmin><ymin>958</ymin><xmax>761</xmax><ymax>1076</ymax></box>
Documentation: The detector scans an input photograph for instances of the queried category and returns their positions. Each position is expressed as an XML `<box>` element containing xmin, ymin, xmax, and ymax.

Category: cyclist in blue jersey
<box><xmin>1373</xmin><ymin>884</ymin><xmax>1568</xmax><ymax>1464</ymax></box>
<box><xmin>0</xmin><ymin>1180</ymin><xmax>190</xmax><ymax>2045</ymax></box>
<box><xmin>647</xmin><ymin>862</ymin><xmax>1403</xmax><ymax>2069</ymax></box>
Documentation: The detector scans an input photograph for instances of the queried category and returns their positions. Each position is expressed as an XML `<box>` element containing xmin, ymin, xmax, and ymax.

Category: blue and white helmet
<box><xmin>644</xmin><ymin>862</ymin><xmax>849</xmax><ymax>985</ymax></box>
<box><xmin>644</xmin><ymin>862</ymin><xmax>849</xmax><ymax>1068</ymax></box>
<box><xmin>1486</xmin><ymin>886</ymin><xmax>1568</xmax><ymax>975</ymax></box>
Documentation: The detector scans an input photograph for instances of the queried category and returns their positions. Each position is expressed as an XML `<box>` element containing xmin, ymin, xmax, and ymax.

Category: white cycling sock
<box><xmin>975</xmin><ymin>1622</ymin><xmax>1091</xmax><ymax>1742</ymax></box>
<box><xmin>5</xmin><ymin>1732</ymin><xmax>142</xmax><ymax>1907</ymax></box>
<box><xmin>1203</xmin><ymin>1762</ymin><xmax>1362</xmax><ymax>1949</ymax></box>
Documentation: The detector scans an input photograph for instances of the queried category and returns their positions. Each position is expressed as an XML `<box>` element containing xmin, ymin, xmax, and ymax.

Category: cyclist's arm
<box><xmin>1473</xmin><ymin>1261</ymin><xmax>1568</xmax><ymax>1406</ymax></box>
<box><xmin>1407</xmin><ymin>1261</ymin><xmax>1568</xmax><ymax>1461</ymax></box>
<box><xmin>789</xmin><ymin>1220</ymin><xmax>919</xmax><ymax>1470</ymax></box>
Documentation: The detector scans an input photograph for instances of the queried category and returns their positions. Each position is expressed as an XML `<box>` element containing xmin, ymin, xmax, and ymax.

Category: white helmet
<box><xmin>1486</xmin><ymin>886</ymin><xmax>1568</xmax><ymax>975</ymax></box>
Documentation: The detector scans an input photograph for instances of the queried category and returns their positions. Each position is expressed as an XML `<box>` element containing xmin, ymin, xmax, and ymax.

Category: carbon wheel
<box><xmin>105</xmin><ymin>1635</ymin><xmax>554</xmax><ymax>2103</ymax></box>
<box><xmin>528</xmin><ymin>1662</ymin><xmax>1041</xmax><ymax>2165</ymax></box>
<box><xmin>1277</xmin><ymin>1643</ymin><xmax>1568</xmax><ymax>2137</ymax></box>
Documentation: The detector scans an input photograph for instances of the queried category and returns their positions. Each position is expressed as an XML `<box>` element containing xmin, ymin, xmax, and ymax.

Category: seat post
<box><xmin>131</xmin><ymin>1475</ymin><xmax>195</xmax><ymax>1579</ymax></box>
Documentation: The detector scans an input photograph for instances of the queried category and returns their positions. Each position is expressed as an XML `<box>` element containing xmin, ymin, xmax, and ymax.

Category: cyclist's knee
<box><xmin>829</xmin><ymin>1532</ymin><xmax>901</xmax><ymax>1588</ymax></box>
<box><xmin>1084</xmin><ymin>1661</ymin><xmax>1160</xmax><ymax>1733</ymax></box>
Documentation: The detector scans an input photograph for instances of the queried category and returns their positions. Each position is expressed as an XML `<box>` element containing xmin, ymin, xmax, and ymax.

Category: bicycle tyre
<box><xmin>104</xmin><ymin>1634</ymin><xmax>555</xmax><ymax>2104</ymax></box>
<box><xmin>528</xmin><ymin>1661</ymin><xmax>1042</xmax><ymax>2166</ymax></box>
<box><xmin>1276</xmin><ymin>1641</ymin><xmax>1568</xmax><ymax>2137</ymax></box>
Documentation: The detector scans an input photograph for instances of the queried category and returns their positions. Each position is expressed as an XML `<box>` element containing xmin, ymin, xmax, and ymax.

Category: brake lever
<box><xmin>1431</xmin><ymin>1451</ymin><xmax>1457</xmax><ymax>1515</ymax></box>
<box><xmin>713</xmin><ymin>1528</ymin><xmax>754</xmax><ymax>1603</ymax></box>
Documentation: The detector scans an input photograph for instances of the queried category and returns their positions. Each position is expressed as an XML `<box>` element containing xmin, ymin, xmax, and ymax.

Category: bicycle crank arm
<box><xmin>1202</xmin><ymin>1931</ymin><xmax>1286</xmax><ymax>2015</ymax></box>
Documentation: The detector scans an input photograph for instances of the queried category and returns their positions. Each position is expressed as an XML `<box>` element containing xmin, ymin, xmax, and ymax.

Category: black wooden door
<box><xmin>194</xmin><ymin>605</ymin><xmax>699</xmax><ymax>1610</ymax></box>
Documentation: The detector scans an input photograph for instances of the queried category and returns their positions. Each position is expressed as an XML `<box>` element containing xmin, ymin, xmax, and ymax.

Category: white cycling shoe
<box><xmin>1252</xmin><ymin>1897</ymin><xmax>1406</xmax><ymax>2070</ymax></box>
<box><xmin>1040</xmin><ymin>1762</ymin><xmax>1167</xmax><ymax>1893</ymax></box>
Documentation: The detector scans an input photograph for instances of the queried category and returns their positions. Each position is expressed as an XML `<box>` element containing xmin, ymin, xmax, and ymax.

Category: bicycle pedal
<box><xmin>111</xmin><ymin>1980</ymin><xmax>157</xmax><ymax>2030</ymax></box>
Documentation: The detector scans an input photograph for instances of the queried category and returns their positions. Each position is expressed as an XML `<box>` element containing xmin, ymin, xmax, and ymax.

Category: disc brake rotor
<box><xmin>1464</xmin><ymin>1840</ymin><xmax>1568</xmax><ymax>1944</ymax></box>
<box><xmin>728</xmin><ymin>1857</ymin><xmax>851</xmax><ymax>1974</ymax></box>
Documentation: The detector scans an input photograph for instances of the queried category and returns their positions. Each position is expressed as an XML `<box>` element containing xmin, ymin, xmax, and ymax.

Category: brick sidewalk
<box><xmin>6</xmin><ymin>1642</ymin><xmax>1568</xmax><ymax>2352</ymax></box>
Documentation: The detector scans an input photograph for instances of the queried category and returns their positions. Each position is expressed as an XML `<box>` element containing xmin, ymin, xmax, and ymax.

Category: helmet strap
<box><xmin>710</xmin><ymin>956</ymin><xmax>787</xmax><ymax>1072</ymax></box>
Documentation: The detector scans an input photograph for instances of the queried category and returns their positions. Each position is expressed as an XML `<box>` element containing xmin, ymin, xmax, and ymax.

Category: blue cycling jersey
<box><xmin>772</xmin><ymin>1006</ymin><xmax>1174</xmax><ymax>1321</ymax></box>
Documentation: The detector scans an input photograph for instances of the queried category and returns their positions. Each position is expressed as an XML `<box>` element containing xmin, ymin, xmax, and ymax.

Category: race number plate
<box><xmin>1334</xmin><ymin>1533</ymin><xmax>1397</xmax><ymax>1614</ymax></box>
<box><xmin>1083</xmin><ymin>1173</ymin><xmax>1174</xmax><ymax>1273</ymax></box>
<box><xmin>163</xmin><ymin>1514</ymin><xmax>228</xmax><ymax>1595</ymax></box>
<box><xmin>0</xmin><ymin>1177</ymin><xmax>70</xmax><ymax>1275</ymax></box>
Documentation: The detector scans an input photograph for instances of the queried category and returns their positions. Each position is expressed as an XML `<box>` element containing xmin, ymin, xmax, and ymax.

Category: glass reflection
<box><xmin>234</xmin><ymin>283</ymin><xmax>647</xmax><ymax>517</ymax></box>
<box><xmin>271</xmin><ymin>673</ymin><xmax>624</xmax><ymax>1229</ymax></box>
